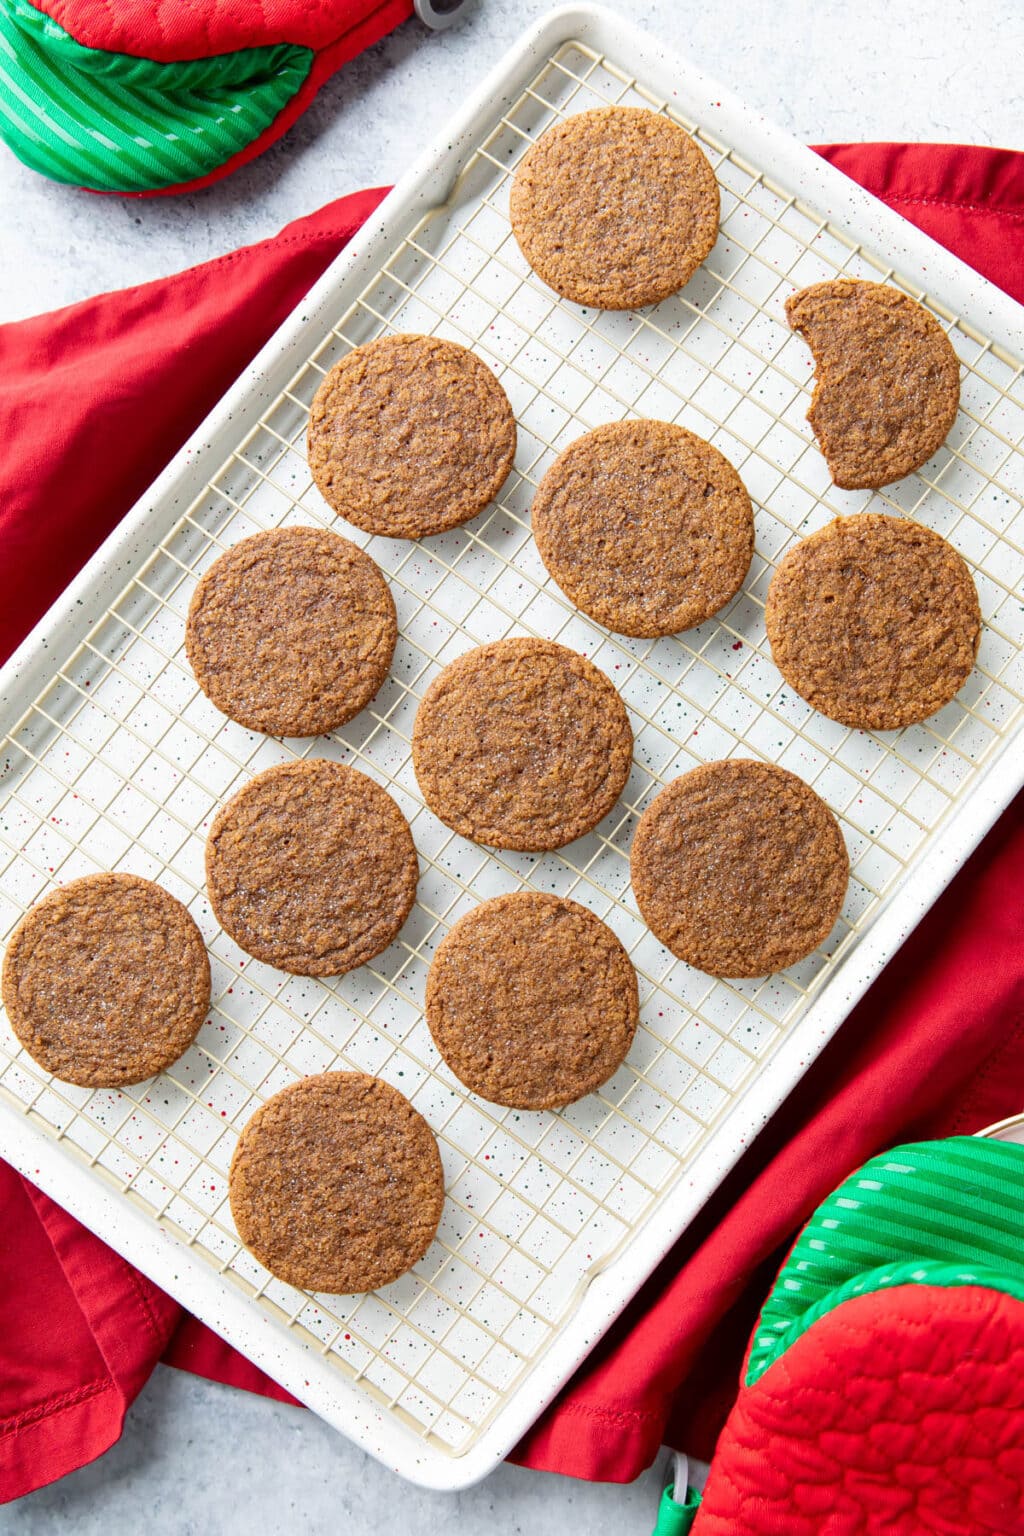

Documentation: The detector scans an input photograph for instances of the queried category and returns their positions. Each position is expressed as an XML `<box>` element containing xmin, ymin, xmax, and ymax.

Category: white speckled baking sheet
<box><xmin>1</xmin><ymin>4</ymin><xmax>1023</xmax><ymax>1490</ymax></box>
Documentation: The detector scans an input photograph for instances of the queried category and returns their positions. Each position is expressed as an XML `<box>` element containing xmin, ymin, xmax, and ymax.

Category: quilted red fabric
<box><xmin>28</xmin><ymin>0</ymin><xmax>408</xmax><ymax>61</ymax></box>
<box><xmin>693</xmin><ymin>1285</ymin><xmax>1024</xmax><ymax>1534</ymax></box>
<box><xmin>1</xmin><ymin>144</ymin><xmax>1023</xmax><ymax>1501</ymax></box>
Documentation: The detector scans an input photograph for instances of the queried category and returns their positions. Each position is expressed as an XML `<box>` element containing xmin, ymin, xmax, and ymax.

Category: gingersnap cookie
<box><xmin>785</xmin><ymin>280</ymin><xmax>961</xmax><ymax>488</ymax></box>
<box><xmin>510</xmin><ymin>106</ymin><xmax>719</xmax><ymax>309</ymax></box>
<box><xmin>412</xmin><ymin>638</ymin><xmax>633</xmax><ymax>851</ymax></box>
<box><xmin>206</xmin><ymin>759</ymin><xmax>418</xmax><ymax>975</ymax></box>
<box><xmin>765</xmin><ymin>513</ymin><xmax>981</xmax><ymax>731</ymax></box>
<box><xmin>532</xmin><ymin>421</ymin><xmax>754</xmax><ymax>637</ymax></box>
<box><xmin>426</xmin><ymin>893</ymin><xmax>639</xmax><ymax>1109</ymax></box>
<box><xmin>2</xmin><ymin>873</ymin><xmax>210</xmax><ymax>1087</ymax></box>
<box><xmin>185</xmin><ymin>526</ymin><xmax>396</xmax><ymax>737</ymax></box>
<box><xmin>631</xmin><ymin>760</ymin><xmax>849</xmax><ymax>977</ymax></box>
<box><xmin>307</xmin><ymin>333</ymin><xmax>516</xmax><ymax>539</ymax></box>
<box><xmin>229</xmin><ymin>1072</ymin><xmax>444</xmax><ymax>1293</ymax></box>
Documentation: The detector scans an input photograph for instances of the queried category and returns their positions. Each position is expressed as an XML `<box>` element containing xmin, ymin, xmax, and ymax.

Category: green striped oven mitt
<box><xmin>656</xmin><ymin>1136</ymin><xmax>1024</xmax><ymax>1534</ymax></box>
<box><xmin>0</xmin><ymin>0</ymin><xmax>414</xmax><ymax>193</ymax></box>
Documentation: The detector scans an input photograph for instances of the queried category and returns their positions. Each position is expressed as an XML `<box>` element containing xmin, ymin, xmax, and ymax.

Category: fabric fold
<box><xmin>0</xmin><ymin>1163</ymin><xmax>178</xmax><ymax>1502</ymax></box>
<box><xmin>815</xmin><ymin>141</ymin><xmax>1024</xmax><ymax>304</ymax></box>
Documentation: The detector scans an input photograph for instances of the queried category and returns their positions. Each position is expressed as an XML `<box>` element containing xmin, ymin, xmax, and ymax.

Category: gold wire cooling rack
<box><xmin>1</xmin><ymin>27</ymin><xmax>1023</xmax><ymax>1469</ymax></box>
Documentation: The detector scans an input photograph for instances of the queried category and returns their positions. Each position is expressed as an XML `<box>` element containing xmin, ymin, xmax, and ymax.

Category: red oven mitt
<box><xmin>666</xmin><ymin>1137</ymin><xmax>1024</xmax><ymax>1534</ymax></box>
<box><xmin>0</xmin><ymin>0</ymin><xmax>413</xmax><ymax>193</ymax></box>
<box><xmin>1</xmin><ymin>143</ymin><xmax>1023</xmax><ymax>1503</ymax></box>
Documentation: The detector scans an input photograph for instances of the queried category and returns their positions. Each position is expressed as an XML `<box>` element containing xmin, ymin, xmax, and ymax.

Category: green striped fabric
<box><xmin>0</xmin><ymin>0</ymin><xmax>312</xmax><ymax>191</ymax></box>
<box><xmin>746</xmin><ymin>1136</ymin><xmax>1024</xmax><ymax>1385</ymax></box>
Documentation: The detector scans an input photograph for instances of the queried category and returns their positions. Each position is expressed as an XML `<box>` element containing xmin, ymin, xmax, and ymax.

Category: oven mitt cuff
<box><xmin>745</xmin><ymin>1134</ymin><xmax>1024</xmax><ymax>1384</ymax></box>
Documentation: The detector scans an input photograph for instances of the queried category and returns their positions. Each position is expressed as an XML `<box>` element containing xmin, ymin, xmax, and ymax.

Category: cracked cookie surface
<box><xmin>765</xmin><ymin>512</ymin><xmax>981</xmax><ymax>730</ymax></box>
<box><xmin>2</xmin><ymin>873</ymin><xmax>210</xmax><ymax>1086</ymax></box>
<box><xmin>785</xmin><ymin>279</ymin><xmax>961</xmax><ymax>488</ymax></box>
<box><xmin>426</xmin><ymin>893</ymin><xmax>639</xmax><ymax>1109</ymax></box>
<box><xmin>185</xmin><ymin>526</ymin><xmax>396</xmax><ymax>737</ymax></box>
<box><xmin>206</xmin><ymin>759</ymin><xmax>418</xmax><ymax>976</ymax></box>
<box><xmin>307</xmin><ymin>333</ymin><xmax>516</xmax><ymax>538</ymax></box>
<box><xmin>229</xmin><ymin>1072</ymin><xmax>444</xmax><ymax>1293</ymax></box>
<box><xmin>531</xmin><ymin>420</ymin><xmax>754</xmax><ymax>636</ymax></box>
<box><xmin>412</xmin><ymin>638</ymin><xmax>633</xmax><ymax>852</ymax></box>
<box><xmin>631</xmin><ymin>760</ymin><xmax>849</xmax><ymax>977</ymax></box>
<box><xmin>510</xmin><ymin>106</ymin><xmax>719</xmax><ymax>309</ymax></box>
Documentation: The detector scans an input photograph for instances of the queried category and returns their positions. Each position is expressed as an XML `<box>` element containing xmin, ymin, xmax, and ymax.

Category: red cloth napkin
<box><xmin>2</xmin><ymin>144</ymin><xmax>1023</xmax><ymax>1502</ymax></box>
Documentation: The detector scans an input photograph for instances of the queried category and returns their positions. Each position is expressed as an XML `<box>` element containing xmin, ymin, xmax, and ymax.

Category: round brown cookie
<box><xmin>206</xmin><ymin>759</ymin><xmax>418</xmax><ymax>975</ymax></box>
<box><xmin>307</xmin><ymin>333</ymin><xmax>517</xmax><ymax>539</ymax></box>
<box><xmin>229</xmin><ymin>1072</ymin><xmax>444</xmax><ymax>1293</ymax></box>
<box><xmin>631</xmin><ymin>760</ymin><xmax>849</xmax><ymax>977</ymax></box>
<box><xmin>185</xmin><ymin>526</ymin><xmax>396</xmax><ymax>737</ymax></box>
<box><xmin>412</xmin><ymin>638</ymin><xmax>633</xmax><ymax>852</ymax></box>
<box><xmin>2</xmin><ymin>873</ymin><xmax>210</xmax><ymax>1087</ymax></box>
<box><xmin>531</xmin><ymin>421</ymin><xmax>754</xmax><ymax>637</ymax></box>
<box><xmin>426</xmin><ymin>893</ymin><xmax>639</xmax><ymax>1109</ymax></box>
<box><xmin>509</xmin><ymin>106</ymin><xmax>719</xmax><ymax>310</ymax></box>
<box><xmin>785</xmin><ymin>279</ymin><xmax>961</xmax><ymax>489</ymax></box>
<box><xmin>765</xmin><ymin>513</ymin><xmax>981</xmax><ymax>731</ymax></box>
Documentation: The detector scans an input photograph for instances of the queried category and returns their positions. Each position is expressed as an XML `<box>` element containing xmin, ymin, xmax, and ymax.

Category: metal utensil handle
<box><xmin>415</xmin><ymin>0</ymin><xmax>472</xmax><ymax>31</ymax></box>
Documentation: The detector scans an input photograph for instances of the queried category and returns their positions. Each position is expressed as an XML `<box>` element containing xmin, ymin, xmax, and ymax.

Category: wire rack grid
<box><xmin>2</xmin><ymin>38</ymin><xmax>1024</xmax><ymax>1462</ymax></box>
